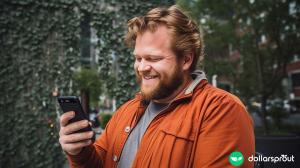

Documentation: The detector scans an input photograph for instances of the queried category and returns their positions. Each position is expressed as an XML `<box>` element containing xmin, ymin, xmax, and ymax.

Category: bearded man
<box><xmin>59</xmin><ymin>5</ymin><xmax>255</xmax><ymax>168</ymax></box>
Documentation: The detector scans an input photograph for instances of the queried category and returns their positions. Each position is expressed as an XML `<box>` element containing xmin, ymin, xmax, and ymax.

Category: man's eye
<box><xmin>136</xmin><ymin>57</ymin><xmax>142</xmax><ymax>62</ymax></box>
<box><xmin>150</xmin><ymin>58</ymin><xmax>162</xmax><ymax>61</ymax></box>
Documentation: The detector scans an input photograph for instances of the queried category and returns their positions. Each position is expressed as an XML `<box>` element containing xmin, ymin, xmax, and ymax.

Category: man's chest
<box><xmin>111</xmin><ymin>106</ymin><xmax>200</xmax><ymax>168</ymax></box>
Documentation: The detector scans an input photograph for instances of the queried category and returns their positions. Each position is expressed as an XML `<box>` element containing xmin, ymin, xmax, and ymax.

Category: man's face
<box><xmin>133</xmin><ymin>25</ymin><xmax>184</xmax><ymax>101</ymax></box>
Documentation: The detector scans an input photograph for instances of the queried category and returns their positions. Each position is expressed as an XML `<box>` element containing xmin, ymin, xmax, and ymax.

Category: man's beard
<box><xmin>136</xmin><ymin>65</ymin><xmax>184</xmax><ymax>102</ymax></box>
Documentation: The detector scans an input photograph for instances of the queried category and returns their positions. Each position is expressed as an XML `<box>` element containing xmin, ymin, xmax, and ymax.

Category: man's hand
<box><xmin>59</xmin><ymin>111</ymin><xmax>94</xmax><ymax>155</ymax></box>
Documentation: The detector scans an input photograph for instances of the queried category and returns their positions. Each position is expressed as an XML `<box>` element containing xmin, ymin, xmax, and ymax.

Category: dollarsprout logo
<box><xmin>229</xmin><ymin>151</ymin><xmax>244</xmax><ymax>166</ymax></box>
<box><xmin>229</xmin><ymin>151</ymin><xmax>295</xmax><ymax>166</ymax></box>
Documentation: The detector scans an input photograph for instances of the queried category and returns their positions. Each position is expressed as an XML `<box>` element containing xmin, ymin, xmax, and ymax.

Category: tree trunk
<box><xmin>261</xmin><ymin>95</ymin><xmax>269</xmax><ymax>134</ymax></box>
<box><xmin>80</xmin><ymin>89</ymin><xmax>90</xmax><ymax>115</ymax></box>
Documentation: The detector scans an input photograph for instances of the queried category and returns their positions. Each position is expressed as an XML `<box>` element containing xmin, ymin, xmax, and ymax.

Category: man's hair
<box><xmin>125</xmin><ymin>5</ymin><xmax>204</xmax><ymax>72</ymax></box>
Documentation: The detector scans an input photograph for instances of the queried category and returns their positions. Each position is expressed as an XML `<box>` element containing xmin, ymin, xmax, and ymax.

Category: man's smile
<box><xmin>143</xmin><ymin>75</ymin><xmax>158</xmax><ymax>80</ymax></box>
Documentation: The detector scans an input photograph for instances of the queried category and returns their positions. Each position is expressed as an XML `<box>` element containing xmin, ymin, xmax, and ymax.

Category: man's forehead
<box><xmin>133</xmin><ymin>48</ymin><xmax>164</xmax><ymax>57</ymax></box>
<box><xmin>133</xmin><ymin>26</ymin><xmax>172</xmax><ymax>56</ymax></box>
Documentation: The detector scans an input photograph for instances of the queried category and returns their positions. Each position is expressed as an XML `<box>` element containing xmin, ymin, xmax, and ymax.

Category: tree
<box><xmin>178</xmin><ymin>0</ymin><xmax>300</xmax><ymax>133</ymax></box>
<box><xmin>73</xmin><ymin>68</ymin><xmax>102</xmax><ymax>114</ymax></box>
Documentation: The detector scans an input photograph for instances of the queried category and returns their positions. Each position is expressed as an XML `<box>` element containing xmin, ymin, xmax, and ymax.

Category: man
<box><xmin>59</xmin><ymin>5</ymin><xmax>255</xmax><ymax>168</ymax></box>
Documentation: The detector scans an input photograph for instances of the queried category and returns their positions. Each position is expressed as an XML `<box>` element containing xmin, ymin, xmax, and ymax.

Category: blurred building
<box><xmin>285</xmin><ymin>56</ymin><xmax>300</xmax><ymax>113</ymax></box>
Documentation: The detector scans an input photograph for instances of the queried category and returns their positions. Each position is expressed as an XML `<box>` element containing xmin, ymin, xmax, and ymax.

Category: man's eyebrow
<box><xmin>132</xmin><ymin>51</ymin><xmax>165</xmax><ymax>59</ymax></box>
<box><xmin>147</xmin><ymin>55</ymin><xmax>164</xmax><ymax>58</ymax></box>
<box><xmin>139</xmin><ymin>54</ymin><xmax>163</xmax><ymax>57</ymax></box>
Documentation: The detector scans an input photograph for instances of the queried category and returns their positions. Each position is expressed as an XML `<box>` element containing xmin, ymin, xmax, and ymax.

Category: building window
<box><xmin>291</xmin><ymin>72</ymin><xmax>300</xmax><ymax>87</ymax></box>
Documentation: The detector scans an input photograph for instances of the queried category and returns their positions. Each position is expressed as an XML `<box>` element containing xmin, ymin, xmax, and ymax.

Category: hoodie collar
<box><xmin>184</xmin><ymin>70</ymin><xmax>207</xmax><ymax>95</ymax></box>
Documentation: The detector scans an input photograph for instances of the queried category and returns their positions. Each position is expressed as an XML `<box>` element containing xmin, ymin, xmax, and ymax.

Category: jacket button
<box><xmin>113</xmin><ymin>155</ymin><xmax>118</xmax><ymax>162</ymax></box>
<box><xmin>124</xmin><ymin>126</ymin><xmax>131</xmax><ymax>133</ymax></box>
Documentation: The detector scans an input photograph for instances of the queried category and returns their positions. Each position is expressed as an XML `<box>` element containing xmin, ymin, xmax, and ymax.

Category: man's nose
<box><xmin>137</xmin><ymin>60</ymin><xmax>151</xmax><ymax>72</ymax></box>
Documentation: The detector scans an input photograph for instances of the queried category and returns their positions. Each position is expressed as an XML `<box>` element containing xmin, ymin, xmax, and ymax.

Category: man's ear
<box><xmin>182</xmin><ymin>52</ymin><xmax>194</xmax><ymax>71</ymax></box>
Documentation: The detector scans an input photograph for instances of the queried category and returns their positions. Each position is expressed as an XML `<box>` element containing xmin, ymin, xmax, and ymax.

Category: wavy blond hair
<box><xmin>125</xmin><ymin>5</ymin><xmax>204</xmax><ymax>72</ymax></box>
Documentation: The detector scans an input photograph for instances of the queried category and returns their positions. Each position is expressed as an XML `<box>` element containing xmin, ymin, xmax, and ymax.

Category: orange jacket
<box><xmin>68</xmin><ymin>75</ymin><xmax>255</xmax><ymax>168</ymax></box>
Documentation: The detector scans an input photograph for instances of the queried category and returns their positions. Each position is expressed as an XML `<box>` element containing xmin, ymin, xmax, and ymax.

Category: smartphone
<box><xmin>57</xmin><ymin>96</ymin><xmax>95</xmax><ymax>140</ymax></box>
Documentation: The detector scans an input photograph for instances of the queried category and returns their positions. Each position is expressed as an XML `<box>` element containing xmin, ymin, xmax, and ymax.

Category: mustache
<box><xmin>135</xmin><ymin>73</ymin><xmax>159</xmax><ymax>83</ymax></box>
<box><xmin>135</xmin><ymin>70</ymin><xmax>159</xmax><ymax>77</ymax></box>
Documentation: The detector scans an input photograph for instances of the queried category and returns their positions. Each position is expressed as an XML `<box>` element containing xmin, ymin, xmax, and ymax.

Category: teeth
<box><xmin>144</xmin><ymin>76</ymin><xmax>156</xmax><ymax>79</ymax></box>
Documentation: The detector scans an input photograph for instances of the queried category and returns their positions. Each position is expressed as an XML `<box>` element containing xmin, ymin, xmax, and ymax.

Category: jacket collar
<box><xmin>184</xmin><ymin>70</ymin><xmax>207</xmax><ymax>95</ymax></box>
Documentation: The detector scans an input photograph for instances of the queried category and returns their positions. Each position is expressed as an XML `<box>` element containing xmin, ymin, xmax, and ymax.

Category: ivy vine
<box><xmin>0</xmin><ymin>0</ymin><xmax>173</xmax><ymax>167</ymax></box>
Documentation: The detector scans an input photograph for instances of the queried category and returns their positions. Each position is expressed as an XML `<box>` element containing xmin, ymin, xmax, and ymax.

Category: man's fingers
<box><xmin>60</xmin><ymin>111</ymin><xmax>75</xmax><ymax>127</ymax></box>
<box><xmin>59</xmin><ymin>112</ymin><xmax>93</xmax><ymax>156</ymax></box>
<box><xmin>60</xmin><ymin>131</ymin><xmax>94</xmax><ymax>143</ymax></box>
<box><xmin>61</xmin><ymin>120</ymin><xmax>89</xmax><ymax>135</ymax></box>
<box><xmin>63</xmin><ymin>140</ymin><xmax>92</xmax><ymax>155</ymax></box>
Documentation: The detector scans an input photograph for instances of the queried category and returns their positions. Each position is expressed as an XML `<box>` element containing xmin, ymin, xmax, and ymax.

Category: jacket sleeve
<box><xmin>66</xmin><ymin>144</ymin><xmax>105</xmax><ymax>168</ymax></box>
<box><xmin>66</xmin><ymin>104</ymin><xmax>123</xmax><ymax>168</ymax></box>
<box><xmin>192</xmin><ymin>95</ymin><xmax>255</xmax><ymax>168</ymax></box>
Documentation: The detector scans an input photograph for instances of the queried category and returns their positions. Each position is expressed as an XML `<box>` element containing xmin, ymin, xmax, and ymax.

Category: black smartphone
<box><xmin>57</xmin><ymin>96</ymin><xmax>94</xmax><ymax>136</ymax></box>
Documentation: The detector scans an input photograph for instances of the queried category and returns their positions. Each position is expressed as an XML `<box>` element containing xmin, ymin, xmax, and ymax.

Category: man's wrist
<box><xmin>66</xmin><ymin>145</ymin><xmax>92</xmax><ymax>161</ymax></box>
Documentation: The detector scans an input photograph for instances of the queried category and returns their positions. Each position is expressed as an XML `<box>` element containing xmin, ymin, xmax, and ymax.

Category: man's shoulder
<box><xmin>194</xmin><ymin>83</ymin><xmax>246</xmax><ymax>108</ymax></box>
<box><xmin>193</xmin><ymin>84</ymin><xmax>251</xmax><ymax>124</ymax></box>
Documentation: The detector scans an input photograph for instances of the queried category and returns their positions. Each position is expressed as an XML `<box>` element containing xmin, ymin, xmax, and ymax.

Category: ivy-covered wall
<box><xmin>0</xmin><ymin>0</ymin><xmax>173</xmax><ymax>167</ymax></box>
<box><xmin>0</xmin><ymin>0</ymin><xmax>82</xmax><ymax>167</ymax></box>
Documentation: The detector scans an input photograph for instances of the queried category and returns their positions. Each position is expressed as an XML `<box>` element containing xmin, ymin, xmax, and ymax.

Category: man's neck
<box><xmin>153</xmin><ymin>75</ymin><xmax>192</xmax><ymax>104</ymax></box>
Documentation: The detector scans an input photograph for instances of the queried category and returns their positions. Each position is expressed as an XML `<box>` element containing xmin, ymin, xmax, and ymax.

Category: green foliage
<box><xmin>268</xmin><ymin>103</ymin><xmax>289</xmax><ymax>130</ymax></box>
<box><xmin>0</xmin><ymin>0</ymin><xmax>84</xmax><ymax>167</ymax></box>
<box><xmin>73</xmin><ymin>68</ymin><xmax>102</xmax><ymax>102</ymax></box>
<box><xmin>99</xmin><ymin>113</ymin><xmax>113</xmax><ymax>129</ymax></box>
<box><xmin>0</xmin><ymin>0</ymin><xmax>174</xmax><ymax>167</ymax></box>
<box><xmin>180</xmin><ymin>0</ymin><xmax>300</xmax><ymax>133</ymax></box>
<box><xmin>182</xmin><ymin>0</ymin><xmax>299</xmax><ymax>95</ymax></box>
